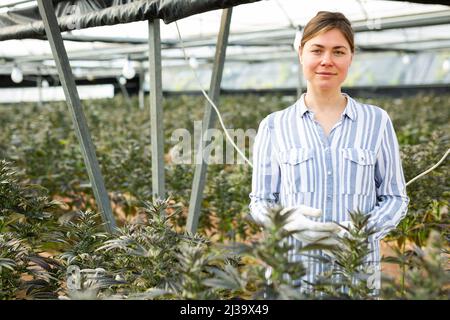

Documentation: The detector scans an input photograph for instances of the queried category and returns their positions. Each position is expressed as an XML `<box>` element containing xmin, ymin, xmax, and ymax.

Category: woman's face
<box><xmin>300</xmin><ymin>28</ymin><xmax>353</xmax><ymax>92</ymax></box>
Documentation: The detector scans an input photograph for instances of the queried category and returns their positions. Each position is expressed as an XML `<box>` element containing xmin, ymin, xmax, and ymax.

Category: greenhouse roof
<box><xmin>0</xmin><ymin>0</ymin><xmax>449</xmax><ymax>88</ymax></box>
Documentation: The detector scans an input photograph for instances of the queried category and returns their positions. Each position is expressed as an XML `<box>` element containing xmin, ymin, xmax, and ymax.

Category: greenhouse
<box><xmin>0</xmin><ymin>0</ymin><xmax>448</xmax><ymax>303</ymax></box>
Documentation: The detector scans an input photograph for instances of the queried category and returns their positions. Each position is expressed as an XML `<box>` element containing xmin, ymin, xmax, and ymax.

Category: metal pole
<box><xmin>148</xmin><ymin>19</ymin><xmax>165</xmax><ymax>200</ymax></box>
<box><xmin>37</xmin><ymin>0</ymin><xmax>116</xmax><ymax>233</ymax></box>
<box><xmin>139</xmin><ymin>63</ymin><xmax>145</xmax><ymax>110</ymax></box>
<box><xmin>186</xmin><ymin>9</ymin><xmax>232</xmax><ymax>234</ymax></box>
<box><xmin>37</xmin><ymin>73</ymin><xmax>43</xmax><ymax>107</ymax></box>
<box><xmin>116</xmin><ymin>76</ymin><xmax>132</xmax><ymax>107</ymax></box>
<box><xmin>0</xmin><ymin>0</ymin><xmax>34</xmax><ymax>9</ymax></box>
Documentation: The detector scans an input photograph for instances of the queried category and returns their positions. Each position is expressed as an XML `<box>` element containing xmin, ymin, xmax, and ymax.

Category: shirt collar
<box><xmin>296</xmin><ymin>93</ymin><xmax>357</xmax><ymax>121</ymax></box>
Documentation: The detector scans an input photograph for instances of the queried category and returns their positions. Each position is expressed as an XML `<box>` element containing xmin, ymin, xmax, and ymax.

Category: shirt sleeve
<box><xmin>249</xmin><ymin>116</ymin><xmax>281</xmax><ymax>226</ymax></box>
<box><xmin>367</xmin><ymin>113</ymin><xmax>409</xmax><ymax>241</ymax></box>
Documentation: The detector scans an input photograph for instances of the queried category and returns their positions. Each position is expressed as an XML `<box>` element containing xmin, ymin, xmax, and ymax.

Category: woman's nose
<box><xmin>320</xmin><ymin>52</ymin><xmax>333</xmax><ymax>65</ymax></box>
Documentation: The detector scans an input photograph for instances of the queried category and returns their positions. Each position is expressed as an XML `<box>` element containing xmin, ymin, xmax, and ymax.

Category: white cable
<box><xmin>406</xmin><ymin>148</ymin><xmax>449</xmax><ymax>187</ymax></box>
<box><xmin>174</xmin><ymin>21</ymin><xmax>253</xmax><ymax>168</ymax></box>
<box><xmin>356</xmin><ymin>0</ymin><xmax>370</xmax><ymax>21</ymax></box>
<box><xmin>274</xmin><ymin>0</ymin><xmax>297</xmax><ymax>30</ymax></box>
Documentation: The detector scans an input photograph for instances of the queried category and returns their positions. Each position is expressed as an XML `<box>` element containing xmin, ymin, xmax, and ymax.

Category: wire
<box><xmin>356</xmin><ymin>0</ymin><xmax>369</xmax><ymax>21</ymax></box>
<box><xmin>406</xmin><ymin>147</ymin><xmax>449</xmax><ymax>187</ymax></box>
<box><xmin>174</xmin><ymin>21</ymin><xmax>253</xmax><ymax>168</ymax></box>
<box><xmin>274</xmin><ymin>0</ymin><xmax>297</xmax><ymax>30</ymax></box>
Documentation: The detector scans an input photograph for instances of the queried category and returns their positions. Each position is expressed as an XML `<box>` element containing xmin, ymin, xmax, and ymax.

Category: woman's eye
<box><xmin>311</xmin><ymin>50</ymin><xmax>321</xmax><ymax>54</ymax></box>
<box><xmin>334</xmin><ymin>51</ymin><xmax>345</xmax><ymax>55</ymax></box>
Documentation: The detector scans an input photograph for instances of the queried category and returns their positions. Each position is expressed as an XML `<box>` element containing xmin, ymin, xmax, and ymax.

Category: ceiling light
<box><xmin>122</xmin><ymin>58</ymin><xmax>136</xmax><ymax>79</ymax></box>
<box><xmin>11</xmin><ymin>65</ymin><xmax>23</xmax><ymax>83</ymax></box>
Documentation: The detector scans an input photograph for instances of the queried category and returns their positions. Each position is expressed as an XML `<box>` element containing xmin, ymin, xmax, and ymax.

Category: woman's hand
<box><xmin>281</xmin><ymin>205</ymin><xmax>341</xmax><ymax>244</ymax></box>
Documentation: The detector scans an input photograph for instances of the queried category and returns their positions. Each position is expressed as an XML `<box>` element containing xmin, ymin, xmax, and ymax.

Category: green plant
<box><xmin>0</xmin><ymin>160</ymin><xmax>66</xmax><ymax>299</ymax></box>
<box><xmin>310</xmin><ymin>211</ymin><xmax>378</xmax><ymax>299</ymax></box>
<box><xmin>228</xmin><ymin>206</ymin><xmax>311</xmax><ymax>299</ymax></box>
<box><xmin>0</xmin><ymin>93</ymin><xmax>449</xmax><ymax>300</ymax></box>
<box><xmin>382</xmin><ymin>230</ymin><xmax>449</xmax><ymax>299</ymax></box>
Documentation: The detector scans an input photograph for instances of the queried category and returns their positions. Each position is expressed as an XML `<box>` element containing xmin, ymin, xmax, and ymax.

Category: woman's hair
<box><xmin>301</xmin><ymin>11</ymin><xmax>354</xmax><ymax>53</ymax></box>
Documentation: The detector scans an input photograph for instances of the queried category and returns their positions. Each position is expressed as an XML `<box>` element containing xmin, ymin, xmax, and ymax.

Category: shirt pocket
<box><xmin>340</xmin><ymin>148</ymin><xmax>376</xmax><ymax>195</ymax></box>
<box><xmin>279</xmin><ymin>148</ymin><xmax>315</xmax><ymax>194</ymax></box>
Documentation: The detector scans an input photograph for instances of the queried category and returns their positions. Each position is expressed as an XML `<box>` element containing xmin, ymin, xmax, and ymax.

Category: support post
<box><xmin>148</xmin><ymin>19</ymin><xmax>165</xmax><ymax>200</ymax></box>
<box><xmin>37</xmin><ymin>73</ymin><xmax>43</xmax><ymax>107</ymax></box>
<box><xmin>139</xmin><ymin>63</ymin><xmax>145</xmax><ymax>110</ymax></box>
<box><xmin>186</xmin><ymin>9</ymin><xmax>232</xmax><ymax>234</ymax></box>
<box><xmin>116</xmin><ymin>76</ymin><xmax>132</xmax><ymax>107</ymax></box>
<box><xmin>37</xmin><ymin>0</ymin><xmax>116</xmax><ymax>233</ymax></box>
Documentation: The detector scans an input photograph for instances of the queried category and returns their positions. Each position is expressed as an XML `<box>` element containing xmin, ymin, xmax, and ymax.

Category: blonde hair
<box><xmin>301</xmin><ymin>11</ymin><xmax>354</xmax><ymax>53</ymax></box>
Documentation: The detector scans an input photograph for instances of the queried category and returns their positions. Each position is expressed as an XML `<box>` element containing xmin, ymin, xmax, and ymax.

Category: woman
<box><xmin>249</xmin><ymin>11</ymin><xmax>409</xmax><ymax>292</ymax></box>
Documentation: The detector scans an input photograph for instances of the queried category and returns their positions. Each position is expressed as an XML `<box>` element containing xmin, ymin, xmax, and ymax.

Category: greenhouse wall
<box><xmin>159</xmin><ymin>50</ymin><xmax>450</xmax><ymax>90</ymax></box>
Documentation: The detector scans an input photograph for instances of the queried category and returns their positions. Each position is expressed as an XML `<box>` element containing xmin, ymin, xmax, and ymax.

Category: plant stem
<box><xmin>401</xmin><ymin>239</ymin><xmax>406</xmax><ymax>296</ymax></box>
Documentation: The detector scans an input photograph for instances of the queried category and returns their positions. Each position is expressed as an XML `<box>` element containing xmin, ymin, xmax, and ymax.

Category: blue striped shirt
<box><xmin>249</xmin><ymin>93</ymin><xmax>409</xmax><ymax>290</ymax></box>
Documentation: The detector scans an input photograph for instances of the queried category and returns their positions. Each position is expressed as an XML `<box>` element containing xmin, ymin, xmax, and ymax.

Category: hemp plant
<box><xmin>136</xmin><ymin>242</ymin><xmax>244</xmax><ymax>300</ymax></box>
<box><xmin>0</xmin><ymin>160</ymin><xmax>59</xmax><ymax>244</ymax></box>
<box><xmin>89</xmin><ymin>199</ymin><xmax>214</xmax><ymax>298</ymax></box>
<box><xmin>310</xmin><ymin>210</ymin><xmax>378</xmax><ymax>299</ymax></box>
<box><xmin>0</xmin><ymin>160</ymin><xmax>63</xmax><ymax>299</ymax></box>
<box><xmin>382</xmin><ymin>230</ymin><xmax>449</xmax><ymax>299</ymax></box>
<box><xmin>138</xmin><ymin>206</ymin><xmax>311</xmax><ymax>300</ymax></box>
<box><xmin>227</xmin><ymin>206</ymin><xmax>310</xmax><ymax>299</ymax></box>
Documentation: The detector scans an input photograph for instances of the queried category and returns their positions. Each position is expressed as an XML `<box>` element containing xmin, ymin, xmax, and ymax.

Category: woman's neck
<box><xmin>304</xmin><ymin>88</ymin><xmax>346</xmax><ymax>113</ymax></box>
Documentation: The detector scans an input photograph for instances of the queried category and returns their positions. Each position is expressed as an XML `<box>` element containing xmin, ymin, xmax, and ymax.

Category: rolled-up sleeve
<box><xmin>249</xmin><ymin>116</ymin><xmax>281</xmax><ymax>226</ymax></box>
<box><xmin>368</xmin><ymin>114</ymin><xmax>409</xmax><ymax>241</ymax></box>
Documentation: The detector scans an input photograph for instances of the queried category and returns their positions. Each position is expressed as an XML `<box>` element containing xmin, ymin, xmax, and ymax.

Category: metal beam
<box><xmin>37</xmin><ymin>0</ymin><xmax>116</xmax><ymax>233</ymax></box>
<box><xmin>37</xmin><ymin>73</ymin><xmax>43</xmax><ymax>107</ymax></box>
<box><xmin>138</xmin><ymin>65</ymin><xmax>145</xmax><ymax>110</ymax></box>
<box><xmin>62</xmin><ymin>34</ymin><xmax>149</xmax><ymax>44</ymax></box>
<box><xmin>0</xmin><ymin>0</ymin><xmax>35</xmax><ymax>10</ymax></box>
<box><xmin>186</xmin><ymin>8</ymin><xmax>232</xmax><ymax>234</ymax></box>
<box><xmin>116</xmin><ymin>76</ymin><xmax>132</xmax><ymax>107</ymax></box>
<box><xmin>9</xmin><ymin>8</ymin><xmax>450</xmax><ymax>65</ymax></box>
<box><xmin>148</xmin><ymin>19</ymin><xmax>165</xmax><ymax>201</ymax></box>
<box><xmin>56</xmin><ymin>9</ymin><xmax>450</xmax><ymax>47</ymax></box>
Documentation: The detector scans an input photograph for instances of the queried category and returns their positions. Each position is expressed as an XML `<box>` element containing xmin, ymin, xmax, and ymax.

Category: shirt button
<box><xmin>327</xmin><ymin>171</ymin><xmax>332</xmax><ymax>175</ymax></box>
<box><xmin>327</xmin><ymin>195</ymin><xmax>332</xmax><ymax>199</ymax></box>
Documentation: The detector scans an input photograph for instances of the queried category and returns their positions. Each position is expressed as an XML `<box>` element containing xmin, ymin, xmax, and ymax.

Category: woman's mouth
<box><xmin>316</xmin><ymin>72</ymin><xmax>337</xmax><ymax>76</ymax></box>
